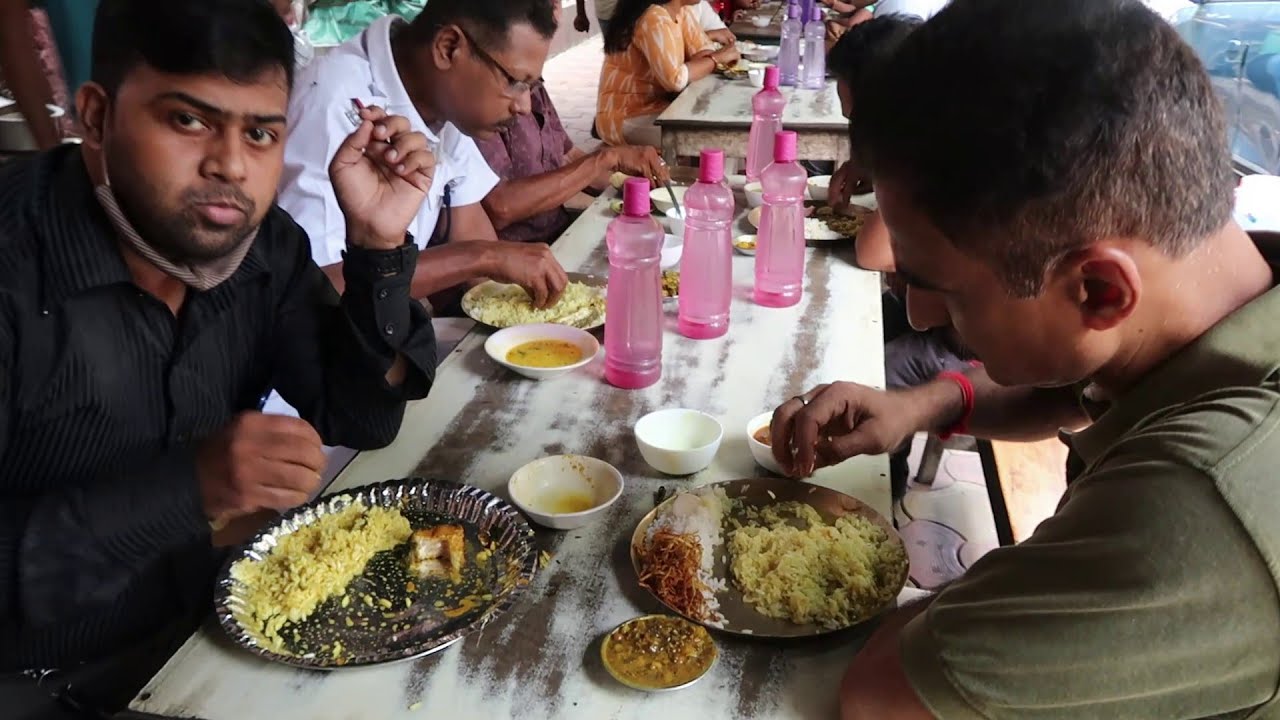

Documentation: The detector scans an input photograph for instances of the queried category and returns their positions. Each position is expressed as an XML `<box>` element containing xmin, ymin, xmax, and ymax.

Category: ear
<box><xmin>76</xmin><ymin>82</ymin><xmax>109</xmax><ymax>150</ymax></box>
<box><xmin>433</xmin><ymin>24</ymin><xmax>463</xmax><ymax>71</ymax></box>
<box><xmin>1065</xmin><ymin>246</ymin><xmax>1142</xmax><ymax>332</ymax></box>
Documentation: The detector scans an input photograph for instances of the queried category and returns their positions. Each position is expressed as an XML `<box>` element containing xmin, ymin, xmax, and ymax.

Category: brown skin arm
<box><xmin>914</xmin><ymin>366</ymin><xmax>1089</xmax><ymax>442</ymax></box>
<box><xmin>483</xmin><ymin>149</ymin><xmax>617</xmax><ymax>231</ymax></box>
<box><xmin>0</xmin><ymin>0</ymin><xmax>60</xmax><ymax>149</ymax></box>
<box><xmin>840</xmin><ymin>600</ymin><xmax>936</xmax><ymax>720</ymax></box>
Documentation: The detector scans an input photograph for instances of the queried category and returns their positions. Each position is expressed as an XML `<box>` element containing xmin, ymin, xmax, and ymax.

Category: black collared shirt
<box><xmin>0</xmin><ymin>146</ymin><xmax>437</xmax><ymax>669</ymax></box>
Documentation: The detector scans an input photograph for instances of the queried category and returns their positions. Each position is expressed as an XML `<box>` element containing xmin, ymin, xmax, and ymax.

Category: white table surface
<box><xmin>656</xmin><ymin>75</ymin><xmax>847</xmax><ymax>132</ymax></box>
<box><xmin>131</xmin><ymin>192</ymin><xmax>891</xmax><ymax>720</ymax></box>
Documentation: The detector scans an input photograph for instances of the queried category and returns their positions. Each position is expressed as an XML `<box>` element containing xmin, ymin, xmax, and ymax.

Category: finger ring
<box><xmin>792</xmin><ymin>395</ymin><xmax>809</xmax><ymax>407</ymax></box>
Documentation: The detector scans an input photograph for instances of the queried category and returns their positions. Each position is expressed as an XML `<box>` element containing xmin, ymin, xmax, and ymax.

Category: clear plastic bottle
<box><xmin>746</xmin><ymin>66</ymin><xmax>786</xmax><ymax>183</ymax></box>
<box><xmin>802</xmin><ymin>9</ymin><xmax>826</xmax><ymax>89</ymax></box>
<box><xmin>778</xmin><ymin>1</ymin><xmax>803</xmax><ymax>87</ymax></box>
<box><xmin>754</xmin><ymin>131</ymin><xmax>807</xmax><ymax>308</ymax></box>
<box><xmin>678</xmin><ymin>149</ymin><xmax>735</xmax><ymax>340</ymax></box>
<box><xmin>604</xmin><ymin>178</ymin><xmax>665</xmax><ymax>389</ymax></box>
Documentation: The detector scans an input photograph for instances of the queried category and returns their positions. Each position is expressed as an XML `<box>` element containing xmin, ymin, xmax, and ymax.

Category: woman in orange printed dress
<box><xmin>595</xmin><ymin>0</ymin><xmax>741</xmax><ymax>148</ymax></box>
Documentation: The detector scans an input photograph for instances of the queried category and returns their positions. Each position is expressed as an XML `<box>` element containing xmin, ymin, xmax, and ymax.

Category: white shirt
<box><xmin>873</xmin><ymin>0</ymin><xmax>948</xmax><ymax>20</ymax></box>
<box><xmin>279</xmin><ymin>16</ymin><xmax>499</xmax><ymax>268</ymax></box>
<box><xmin>692</xmin><ymin>1</ymin><xmax>728</xmax><ymax>31</ymax></box>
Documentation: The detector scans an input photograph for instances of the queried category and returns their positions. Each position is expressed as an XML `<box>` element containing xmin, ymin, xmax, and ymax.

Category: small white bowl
<box><xmin>746</xmin><ymin>411</ymin><xmax>784</xmax><ymax>475</ymax></box>
<box><xmin>744</xmin><ymin>182</ymin><xmax>765</xmax><ymax>208</ymax></box>
<box><xmin>750</xmin><ymin>15</ymin><xmax>770</xmax><ymax>28</ymax></box>
<box><xmin>484</xmin><ymin>324</ymin><xmax>599</xmax><ymax>381</ymax></box>
<box><xmin>663</xmin><ymin>207</ymin><xmax>685</xmax><ymax>237</ymax></box>
<box><xmin>747</xmin><ymin>67</ymin><xmax>765</xmax><ymax>88</ymax></box>
<box><xmin>661</xmin><ymin>234</ymin><xmax>683</xmax><ymax>269</ymax></box>
<box><xmin>635</xmin><ymin>409</ymin><xmax>724</xmax><ymax>476</ymax></box>
<box><xmin>744</xmin><ymin>45</ymin><xmax>778</xmax><ymax>62</ymax></box>
<box><xmin>807</xmin><ymin>175</ymin><xmax>832</xmax><ymax>203</ymax></box>
<box><xmin>649</xmin><ymin>186</ymin><xmax>688</xmax><ymax>216</ymax></box>
<box><xmin>508</xmin><ymin>455</ymin><xmax>624</xmax><ymax>530</ymax></box>
<box><xmin>733</xmin><ymin>234</ymin><xmax>757</xmax><ymax>256</ymax></box>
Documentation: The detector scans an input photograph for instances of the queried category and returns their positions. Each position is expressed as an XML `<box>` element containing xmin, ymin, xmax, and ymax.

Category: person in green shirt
<box><xmin>771</xmin><ymin>0</ymin><xmax>1280</xmax><ymax>717</ymax></box>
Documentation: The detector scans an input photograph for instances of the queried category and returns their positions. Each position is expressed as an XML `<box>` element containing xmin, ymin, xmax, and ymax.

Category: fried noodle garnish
<box><xmin>639</xmin><ymin>530</ymin><xmax>711</xmax><ymax>621</ymax></box>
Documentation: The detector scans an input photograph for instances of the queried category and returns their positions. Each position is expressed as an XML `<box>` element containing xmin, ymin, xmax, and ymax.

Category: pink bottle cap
<box><xmin>764</xmin><ymin>65</ymin><xmax>780</xmax><ymax>90</ymax></box>
<box><xmin>773</xmin><ymin>131</ymin><xmax>798</xmax><ymax>163</ymax></box>
<box><xmin>699</xmin><ymin>149</ymin><xmax>725</xmax><ymax>183</ymax></box>
<box><xmin>622</xmin><ymin>177</ymin><xmax>651</xmax><ymax>216</ymax></box>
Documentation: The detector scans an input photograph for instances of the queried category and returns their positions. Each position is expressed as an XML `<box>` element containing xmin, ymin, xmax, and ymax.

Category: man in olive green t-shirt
<box><xmin>770</xmin><ymin>0</ymin><xmax>1280</xmax><ymax>718</ymax></box>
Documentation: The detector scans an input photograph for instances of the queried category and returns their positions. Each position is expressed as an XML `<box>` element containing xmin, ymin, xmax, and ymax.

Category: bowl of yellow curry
<box><xmin>601</xmin><ymin>615</ymin><xmax>718</xmax><ymax>692</ymax></box>
<box><xmin>484</xmin><ymin>323</ymin><xmax>600</xmax><ymax>381</ymax></box>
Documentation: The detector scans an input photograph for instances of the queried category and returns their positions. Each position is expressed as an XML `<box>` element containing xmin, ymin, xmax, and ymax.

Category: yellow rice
<box><xmin>728</xmin><ymin>503</ymin><xmax>905</xmax><ymax>629</ymax></box>
<box><xmin>464</xmin><ymin>281</ymin><xmax>605</xmax><ymax>328</ymax></box>
<box><xmin>230</xmin><ymin>500</ymin><xmax>412</xmax><ymax>652</ymax></box>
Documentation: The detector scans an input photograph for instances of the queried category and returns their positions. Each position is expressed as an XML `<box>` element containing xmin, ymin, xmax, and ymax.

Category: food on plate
<box><xmin>734</xmin><ymin>238</ymin><xmax>757</xmax><ymax>251</ymax></box>
<box><xmin>409</xmin><ymin>524</ymin><xmax>467</xmax><ymax>582</ymax></box>
<box><xmin>505</xmin><ymin>339</ymin><xmax>585</xmax><ymax>368</ymax></box>
<box><xmin>815</xmin><ymin>205</ymin><xmax>865</xmax><ymax>238</ymax></box>
<box><xmin>751</xmin><ymin>425</ymin><xmax>771</xmax><ymax>446</ymax></box>
<box><xmin>637</xmin><ymin>490</ymin><xmax>729</xmax><ymax>625</ymax></box>
<box><xmin>603</xmin><ymin>615</ymin><xmax>718</xmax><ymax>690</ymax></box>
<box><xmin>229</xmin><ymin>501</ymin><xmax>412</xmax><ymax>652</ymax></box>
<box><xmin>661</xmin><ymin>270</ymin><xmax>681</xmax><ymax>299</ymax></box>
<box><xmin>465</xmin><ymin>281</ymin><xmax>606</xmax><ymax>329</ymax></box>
<box><xmin>728</xmin><ymin>502</ymin><xmax>906</xmax><ymax>629</ymax></box>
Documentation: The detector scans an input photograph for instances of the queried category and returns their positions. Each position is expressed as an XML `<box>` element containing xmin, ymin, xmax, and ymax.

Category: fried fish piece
<box><xmin>409</xmin><ymin>525</ymin><xmax>466</xmax><ymax>582</ymax></box>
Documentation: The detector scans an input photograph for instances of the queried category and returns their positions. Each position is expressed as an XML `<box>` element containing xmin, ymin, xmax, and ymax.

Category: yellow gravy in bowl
<box><xmin>505</xmin><ymin>340</ymin><xmax>584</xmax><ymax>368</ymax></box>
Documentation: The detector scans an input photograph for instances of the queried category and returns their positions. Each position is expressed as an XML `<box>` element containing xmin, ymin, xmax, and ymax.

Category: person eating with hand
<box><xmin>0</xmin><ymin>1</ymin><xmax>438</xmax><ymax>716</ymax></box>
<box><xmin>773</xmin><ymin>0</ymin><xmax>1280</xmax><ymax>717</ymax></box>
<box><xmin>280</xmin><ymin>0</ymin><xmax>570</xmax><ymax>311</ymax></box>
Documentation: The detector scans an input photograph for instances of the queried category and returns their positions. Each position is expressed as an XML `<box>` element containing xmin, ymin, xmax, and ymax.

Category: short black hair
<box><xmin>407</xmin><ymin>0</ymin><xmax>558</xmax><ymax>50</ymax></box>
<box><xmin>857</xmin><ymin>0</ymin><xmax>1236</xmax><ymax>297</ymax></box>
<box><xmin>91</xmin><ymin>0</ymin><xmax>295</xmax><ymax>97</ymax></box>
<box><xmin>827</xmin><ymin>14</ymin><xmax>921</xmax><ymax>100</ymax></box>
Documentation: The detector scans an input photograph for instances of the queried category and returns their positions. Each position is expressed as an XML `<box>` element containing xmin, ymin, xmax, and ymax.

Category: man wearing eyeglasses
<box><xmin>279</xmin><ymin>0</ymin><xmax>569</xmax><ymax>310</ymax></box>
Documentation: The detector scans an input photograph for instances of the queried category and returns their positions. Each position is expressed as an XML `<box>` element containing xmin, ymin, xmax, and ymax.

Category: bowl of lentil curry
<box><xmin>601</xmin><ymin>614</ymin><xmax>718</xmax><ymax>692</ymax></box>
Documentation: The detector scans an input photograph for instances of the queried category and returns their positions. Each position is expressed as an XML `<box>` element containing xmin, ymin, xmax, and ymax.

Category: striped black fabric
<box><xmin>0</xmin><ymin>146</ymin><xmax>437</xmax><ymax>670</ymax></box>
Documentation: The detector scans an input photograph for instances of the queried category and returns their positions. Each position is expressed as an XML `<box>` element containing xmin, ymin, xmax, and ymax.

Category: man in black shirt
<box><xmin>0</xmin><ymin>0</ymin><xmax>438</xmax><ymax>715</ymax></box>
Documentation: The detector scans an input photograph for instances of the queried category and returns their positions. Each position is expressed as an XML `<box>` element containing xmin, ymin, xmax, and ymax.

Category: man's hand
<box><xmin>708</xmin><ymin>28</ymin><xmax>737</xmax><ymax>46</ymax></box>
<box><xmin>196</xmin><ymin>412</ymin><xmax>326</xmax><ymax>522</ymax></box>
<box><xmin>574</xmin><ymin>10</ymin><xmax>590</xmax><ymax>32</ymax></box>
<box><xmin>610</xmin><ymin>146</ymin><xmax>669</xmax><ymax>186</ymax></box>
<box><xmin>331</xmin><ymin>105</ymin><xmax>436</xmax><ymax>250</ymax></box>
<box><xmin>770</xmin><ymin>382</ymin><xmax>956</xmax><ymax>477</ymax></box>
<box><xmin>487</xmin><ymin>241</ymin><xmax>570</xmax><ymax>309</ymax></box>
<box><xmin>712</xmin><ymin>45</ymin><xmax>742</xmax><ymax>67</ymax></box>
<box><xmin>828</xmin><ymin>160</ymin><xmax>871</xmax><ymax>212</ymax></box>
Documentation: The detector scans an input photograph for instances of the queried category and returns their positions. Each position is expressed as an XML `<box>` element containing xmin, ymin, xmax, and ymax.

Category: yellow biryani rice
<box><xmin>466</xmin><ymin>281</ymin><xmax>605</xmax><ymax>328</ymax></box>
<box><xmin>230</xmin><ymin>500</ymin><xmax>412</xmax><ymax>652</ymax></box>
<box><xmin>728</xmin><ymin>503</ymin><xmax>905</xmax><ymax>629</ymax></box>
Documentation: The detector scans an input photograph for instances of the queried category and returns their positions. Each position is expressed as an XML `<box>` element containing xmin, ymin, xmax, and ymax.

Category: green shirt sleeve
<box><xmin>899</xmin><ymin>452</ymin><xmax>1280</xmax><ymax>719</ymax></box>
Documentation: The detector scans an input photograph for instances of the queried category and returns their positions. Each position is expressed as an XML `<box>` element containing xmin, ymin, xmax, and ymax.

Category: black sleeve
<box><xmin>268</xmin><ymin>219</ymin><xmax>436</xmax><ymax>449</ymax></box>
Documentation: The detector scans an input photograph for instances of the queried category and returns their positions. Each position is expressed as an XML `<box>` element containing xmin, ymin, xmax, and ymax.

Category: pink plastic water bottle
<box><xmin>754</xmin><ymin>131</ymin><xmax>807</xmax><ymax>308</ymax></box>
<box><xmin>678</xmin><ymin>149</ymin><xmax>735</xmax><ymax>339</ymax></box>
<box><xmin>605</xmin><ymin>178</ymin><xmax>665</xmax><ymax>389</ymax></box>
<box><xmin>746</xmin><ymin>66</ymin><xmax>786</xmax><ymax>183</ymax></box>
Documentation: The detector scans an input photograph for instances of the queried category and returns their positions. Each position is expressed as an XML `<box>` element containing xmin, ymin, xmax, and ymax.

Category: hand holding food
<box><xmin>610</xmin><ymin>146</ymin><xmax>669</xmax><ymax>186</ymax></box>
<box><xmin>712</xmin><ymin>46</ymin><xmax>742</xmax><ymax>67</ymax></box>
<box><xmin>487</xmin><ymin>242</ymin><xmax>570</xmax><ymax>309</ymax></box>
<box><xmin>769</xmin><ymin>382</ymin><xmax>923</xmax><ymax>477</ymax></box>
<box><xmin>196</xmin><ymin>412</ymin><xmax>326</xmax><ymax>521</ymax></box>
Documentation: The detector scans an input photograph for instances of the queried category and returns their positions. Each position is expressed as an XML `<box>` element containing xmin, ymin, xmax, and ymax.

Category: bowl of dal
<box><xmin>484</xmin><ymin>324</ymin><xmax>600</xmax><ymax>381</ymax></box>
<box><xmin>747</xmin><ymin>412</ymin><xmax>785</xmax><ymax>475</ymax></box>
<box><xmin>635</xmin><ymin>408</ymin><xmax>724</xmax><ymax>476</ymax></box>
<box><xmin>508</xmin><ymin>455</ymin><xmax>624</xmax><ymax>530</ymax></box>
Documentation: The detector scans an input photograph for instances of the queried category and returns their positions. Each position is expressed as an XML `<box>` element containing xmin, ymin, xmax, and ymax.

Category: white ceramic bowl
<box><xmin>750</xmin><ymin>15</ymin><xmax>770</xmax><ymax>27</ymax></box>
<box><xmin>508</xmin><ymin>455</ymin><xmax>624</xmax><ymax>530</ymax></box>
<box><xmin>663</xmin><ymin>207</ymin><xmax>685</xmax><ymax>237</ymax></box>
<box><xmin>634</xmin><ymin>409</ymin><xmax>724</xmax><ymax>476</ymax></box>
<box><xmin>747</xmin><ymin>68</ymin><xmax>765</xmax><ymax>88</ymax></box>
<box><xmin>661</xmin><ymin>234</ymin><xmax>683</xmax><ymax>269</ymax></box>
<box><xmin>746</xmin><ymin>411</ymin><xmax>784</xmax><ymax>475</ymax></box>
<box><xmin>744</xmin><ymin>45</ymin><xmax>779</xmax><ymax>62</ymax></box>
<box><xmin>649</xmin><ymin>186</ymin><xmax>688</xmax><ymax>216</ymax></box>
<box><xmin>744</xmin><ymin>182</ymin><xmax>765</xmax><ymax>208</ymax></box>
<box><xmin>484</xmin><ymin>324</ymin><xmax>599</xmax><ymax>381</ymax></box>
<box><xmin>733</xmin><ymin>234</ymin><xmax>757</xmax><ymax>256</ymax></box>
<box><xmin>807</xmin><ymin>175</ymin><xmax>832</xmax><ymax>203</ymax></box>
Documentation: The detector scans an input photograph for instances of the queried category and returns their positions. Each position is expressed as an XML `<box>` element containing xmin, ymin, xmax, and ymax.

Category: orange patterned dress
<box><xmin>595</xmin><ymin>4</ymin><xmax>714</xmax><ymax>146</ymax></box>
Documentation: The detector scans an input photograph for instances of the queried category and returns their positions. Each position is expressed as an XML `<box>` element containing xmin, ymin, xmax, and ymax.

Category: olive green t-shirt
<box><xmin>901</xmin><ymin>233</ymin><xmax>1280</xmax><ymax>719</ymax></box>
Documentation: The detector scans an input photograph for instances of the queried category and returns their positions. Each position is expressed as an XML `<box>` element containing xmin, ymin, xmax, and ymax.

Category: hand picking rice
<box><xmin>230</xmin><ymin>500</ymin><xmax>412</xmax><ymax>652</ymax></box>
<box><xmin>465</xmin><ymin>281</ymin><xmax>605</xmax><ymax>328</ymax></box>
<box><xmin>728</xmin><ymin>502</ymin><xmax>906</xmax><ymax>629</ymax></box>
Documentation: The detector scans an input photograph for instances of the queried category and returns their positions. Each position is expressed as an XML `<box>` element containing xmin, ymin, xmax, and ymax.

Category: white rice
<box><xmin>645</xmin><ymin>487</ymin><xmax>730</xmax><ymax>626</ymax></box>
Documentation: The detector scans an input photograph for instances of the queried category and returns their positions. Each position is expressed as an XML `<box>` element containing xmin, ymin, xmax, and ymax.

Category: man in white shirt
<box><xmin>279</xmin><ymin>0</ymin><xmax>569</xmax><ymax>309</ymax></box>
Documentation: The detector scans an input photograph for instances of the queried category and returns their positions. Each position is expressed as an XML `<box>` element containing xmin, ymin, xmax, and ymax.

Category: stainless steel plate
<box><xmin>630</xmin><ymin>478</ymin><xmax>909</xmax><ymax>639</ymax></box>
<box><xmin>215</xmin><ymin>478</ymin><xmax>538</xmax><ymax>669</ymax></box>
<box><xmin>461</xmin><ymin>271</ymin><xmax>607</xmax><ymax>332</ymax></box>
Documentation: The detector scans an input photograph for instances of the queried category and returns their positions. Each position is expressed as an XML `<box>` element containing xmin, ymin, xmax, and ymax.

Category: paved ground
<box><xmin>544</xmin><ymin>35</ymin><xmax>607</xmax><ymax>152</ymax></box>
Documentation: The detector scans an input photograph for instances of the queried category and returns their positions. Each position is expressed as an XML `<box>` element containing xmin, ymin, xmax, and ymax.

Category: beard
<box><xmin>104</xmin><ymin>138</ymin><xmax>259</xmax><ymax>264</ymax></box>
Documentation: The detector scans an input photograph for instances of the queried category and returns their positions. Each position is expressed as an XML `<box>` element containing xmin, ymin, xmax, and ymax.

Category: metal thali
<box><xmin>630</xmin><ymin>478</ymin><xmax>909</xmax><ymax>639</ymax></box>
<box><xmin>461</xmin><ymin>271</ymin><xmax>607</xmax><ymax>332</ymax></box>
<box><xmin>215</xmin><ymin>478</ymin><xmax>538</xmax><ymax>669</ymax></box>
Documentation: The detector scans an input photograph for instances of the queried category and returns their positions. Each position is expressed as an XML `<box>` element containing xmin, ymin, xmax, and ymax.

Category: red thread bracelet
<box><xmin>936</xmin><ymin>371</ymin><xmax>975</xmax><ymax>440</ymax></box>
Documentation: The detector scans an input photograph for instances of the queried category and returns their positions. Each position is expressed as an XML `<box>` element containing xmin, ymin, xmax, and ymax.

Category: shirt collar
<box><xmin>33</xmin><ymin>146</ymin><xmax>272</xmax><ymax>306</ymax></box>
<box><xmin>362</xmin><ymin>16</ymin><xmax>443</xmax><ymax>150</ymax></box>
<box><xmin>1068</xmin><ymin>231</ymin><xmax>1280</xmax><ymax>465</ymax></box>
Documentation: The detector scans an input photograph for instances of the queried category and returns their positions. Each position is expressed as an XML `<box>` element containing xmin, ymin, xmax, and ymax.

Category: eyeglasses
<box><xmin>455</xmin><ymin>25</ymin><xmax>544</xmax><ymax>98</ymax></box>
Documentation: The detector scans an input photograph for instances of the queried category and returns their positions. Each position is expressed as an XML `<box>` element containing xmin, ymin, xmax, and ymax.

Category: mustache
<box><xmin>185</xmin><ymin>185</ymin><xmax>255</xmax><ymax>215</ymax></box>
